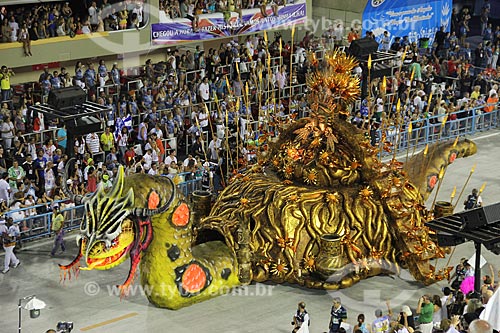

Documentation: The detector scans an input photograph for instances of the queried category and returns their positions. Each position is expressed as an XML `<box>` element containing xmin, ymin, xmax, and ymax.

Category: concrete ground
<box><xmin>1</xmin><ymin>129</ymin><xmax>499</xmax><ymax>333</ymax></box>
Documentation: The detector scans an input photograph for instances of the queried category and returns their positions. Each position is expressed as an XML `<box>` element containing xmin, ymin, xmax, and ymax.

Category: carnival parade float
<box><xmin>61</xmin><ymin>50</ymin><xmax>477</xmax><ymax>309</ymax></box>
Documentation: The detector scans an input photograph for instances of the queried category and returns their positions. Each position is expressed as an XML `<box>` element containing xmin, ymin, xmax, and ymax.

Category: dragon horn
<box><xmin>132</xmin><ymin>177</ymin><xmax>176</xmax><ymax>217</ymax></box>
<box><xmin>62</xmin><ymin>158</ymin><xmax>88</xmax><ymax>205</ymax></box>
<box><xmin>107</xmin><ymin>165</ymin><xmax>127</xmax><ymax>198</ymax></box>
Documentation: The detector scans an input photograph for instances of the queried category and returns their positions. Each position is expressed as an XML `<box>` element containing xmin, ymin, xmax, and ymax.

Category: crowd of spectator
<box><xmin>160</xmin><ymin>0</ymin><xmax>287</xmax><ymax>21</ymax></box>
<box><xmin>0</xmin><ymin>0</ymin><xmax>146</xmax><ymax>55</ymax></box>
<box><xmin>345</xmin><ymin>3</ymin><xmax>500</xmax><ymax>142</ymax></box>
<box><xmin>0</xmin><ymin>29</ymin><xmax>311</xmax><ymax>228</ymax></box>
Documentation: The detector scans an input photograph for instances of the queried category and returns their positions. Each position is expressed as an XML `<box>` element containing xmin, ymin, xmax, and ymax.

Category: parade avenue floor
<box><xmin>1</xmin><ymin>130</ymin><xmax>499</xmax><ymax>333</ymax></box>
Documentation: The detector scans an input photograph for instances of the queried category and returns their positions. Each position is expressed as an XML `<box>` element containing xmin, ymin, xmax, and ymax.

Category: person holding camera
<box><xmin>417</xmin><ymin>295</ymin><xmax>434</xmax><ymax>333</ymax></box>
<box><xmin>291</xmin><ymin>301</ymin><xmax>310</xmax><ymax>333</ymax></box>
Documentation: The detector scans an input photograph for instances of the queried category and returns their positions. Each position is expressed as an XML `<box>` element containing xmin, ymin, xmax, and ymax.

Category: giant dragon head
<box><xmin>60</xmin><ymin>160</ymin><xmax>174</xmax><ymax>277</ymax></box>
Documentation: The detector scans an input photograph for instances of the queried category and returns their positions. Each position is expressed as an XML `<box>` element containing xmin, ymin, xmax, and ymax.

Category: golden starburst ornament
<box><xmin>303</xmin><ymin>169</ymin><xmax>319</xmax><ymax>185</ymax></box>
<box><xmin>325</xmin><ymin>192</ymin><xmax>340</xmax><ymax>204</ymax></box>
<box><xmin>270</xmin><ymin>259</ymin><xmax>289</xmax><ymax>276</ymax></box>
<box><xmin>359</xmin><ymin>186</ymin><xmax>374</xmax><ymax>200</ymax></box>
<box><xmin>303</xmin><ymin>255</ymin><xmax>316</xmax><ymax>272</ymax></box>
<box><xmin>283</xmin><ymin>164</ymin><xmax>295</xmax><ymax>179</ymax></box>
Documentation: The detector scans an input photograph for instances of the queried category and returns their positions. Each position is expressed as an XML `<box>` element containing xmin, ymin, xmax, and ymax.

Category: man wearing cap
<box><xmin>98</xmin><ymin>174</ymin><xmax>112</xmax><ymax>192</ymax></box>
<box><xmin>1</xmin><ymin>215</ymin><xmax>20</xmax><ymax>273</ymax></box>
<box><xmin>50</xmin><ymin>205</ymin><xmax>65</xmax><ymax>256</ymax></box>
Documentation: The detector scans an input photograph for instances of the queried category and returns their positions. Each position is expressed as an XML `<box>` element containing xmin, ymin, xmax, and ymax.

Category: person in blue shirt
<box><xmin>84</xmin><ymin>63</ymin><xmax>96</xmax><ymax>91</ymax></box>
<box><xmin>41</xmin><ymin>75</ymin><xmax>52</xmax><ymax>96</ymax></box>
<box><xmin>111</xmin><ymin>63</ymin><xmax>121</xmax><ymax>93</ymax></box>
<box><xmin>380</xmin><ymin>31</ymin><xmax>391</xmax><ymax>52</ymax></box>
<box><xmin>34</xmin><ymin>149</ymin><xmax>47</xmax><ymax>192</ymax></box>
<box><xmin>329</xmin><ymin>297</ymin><xmax>347</xmax><ymax>333</ymax></box>
<box><xmin>142</xmin><ymin>88</ymin><xmax>153</xmax><ymax>110</ymax></box>
<box><xmin>50</xmin><ymin>71</ymin><xmax>62</xmax><ymax>89</ymax></box>
<box><xmin>98</xmin><ymin>59</ymin><xmax>108</xmax><ymax>87</ymax></box>
<box><xmin>56</xmin><ymin>124</ymin><xmax>67</xmax><ymax>152</ymax></box>
<box><xmin>128</xmin><ymin>94</ymin><xmax>139</xmax><ymax>115</ymax></box>
<box><xmin>75</xmin><ymin>61</ymin><xmax>85</xmax><ymax>89</ymax></box>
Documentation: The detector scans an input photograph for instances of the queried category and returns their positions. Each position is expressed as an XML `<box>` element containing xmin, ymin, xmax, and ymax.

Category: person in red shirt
<box><xmin>124</xmin><ymin>146</ymin><xmax>136</xmax><ymax>167</ymax></box>
<box><xmin>86</xmin><ymin>167</ymin><xmax>97</xmax><ymax>193</ymax></box>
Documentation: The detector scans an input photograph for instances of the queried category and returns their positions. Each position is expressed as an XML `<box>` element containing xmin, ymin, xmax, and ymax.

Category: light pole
<box><xmin>18</xmin><ymin>295</ymin><xmax>46</xmax><ymax>333</ymax></box>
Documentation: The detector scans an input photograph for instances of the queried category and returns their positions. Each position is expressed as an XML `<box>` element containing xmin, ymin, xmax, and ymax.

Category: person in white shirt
<box><xmin>183</xmin><ymin>155</ymin><xmax>196</xmax><ymax>168</ymax></box>
<box><xmin>142</xmin><ymin>149</ymin><xmax>153</xmax><ymax>171</ymax></box>
<box><xmin>292</xmin><ymin>302</ymin><xmax>310</xmax><ymax>333</ymax></box>
<box><xmin>148</xmin><ymin>163</ymin><xmax>158</xmax><ymax>175</ymax></box>
<box><xmin>489</xmin><ymin>84</ymin><xmax>498</xmax><ymax>97</ymax></box>
<box><xmin>333</xmin><ymin>23</ymin><xmax>344</xmax><ymax>46</ymax></box>
<box><xmin>164</xmin><ymin>150</ymin><xmax>177</xmax><ymax>166</ymax></box>
<box><xmin>1</xmin><ymin>216</ymin><xmax>20</xmax><ymax>273</ymax></box>
<box><xmin>0</xmin><ymin>173</ymin><xmax>11</xmax><ymax>205</ymax></box>
<box><xmin>198</xmin><ymin>108</ymin><xmax>209</xmax><ymax>132</ymax></box>
<box><xmin>295</xmin><ymin>45</ymin><xmax>306</xmax><ymax>66</ymax></box>
<box><xmin>86</xmin><ymin>132</ymin><xmax>101</xmax><ymax>155</ymax></box>
<box><xmin>208</xmin><ymin>136</ymin><xmax>221</xmax><ymax>161</ymax></box>
<box><xmin>8</xmin><ymin>17</ymin><xmax>19</xmax><ymax>42</ymax></box>
<box><xmin>198</xmin><ymin>77</ymin><xmax>211</xmax><ymax>102</ymax></box>
<box><xmin>132</xmin><ymin>3</ymin><xmax>143</xmax><ymax>26</ymax></box>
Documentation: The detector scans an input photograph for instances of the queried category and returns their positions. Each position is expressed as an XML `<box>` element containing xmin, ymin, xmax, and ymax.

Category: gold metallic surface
<box><xmin>200</xmin><ymin>51</ymin><xmax>476</xmax><ymax>289</ymax></box>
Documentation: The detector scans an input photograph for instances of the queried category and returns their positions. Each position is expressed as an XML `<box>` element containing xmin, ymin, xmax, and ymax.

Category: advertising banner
<box><xmin>152</xmin><ymin>0</ymin><xmax>306</xmax><ymax>45</ymax></box>
<box><xmin>362</xmin><ymin>0</ymin><xmax>453</xmax><ymax>46</ymax></box>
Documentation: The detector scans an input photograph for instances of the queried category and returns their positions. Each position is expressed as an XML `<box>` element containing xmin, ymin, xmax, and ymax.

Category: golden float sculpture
<box><xmin>200</xmin><ymin>50</ymin><xmax>477</xmax><ymax>290</ymax></box>
<box><xmin>62</xmin><ymin>50</ymin><xmax>477</xmax><ymax>309</ymax></box>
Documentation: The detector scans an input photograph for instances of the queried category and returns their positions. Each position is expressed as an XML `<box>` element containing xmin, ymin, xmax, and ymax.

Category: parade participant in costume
<box><xmin>1</xmin><ymin>215</ymin><xmax>20</xmax><ymax>273</ymax></box>
<box><xmin>292</xmin><ymin>301</ymin><xmax>310</xmax><ymax>333</ymax></box>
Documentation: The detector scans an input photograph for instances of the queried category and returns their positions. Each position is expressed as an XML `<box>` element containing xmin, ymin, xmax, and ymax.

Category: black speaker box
<box><xmin>435</xmin><ymin>232</ymin><xmax>465</xmax><ymax>246</ymax></box>
<box><xmin>48</xmin><ymin>86</ymin><xmax>86</xmax><ymax>109</ymax></box>
<box><xmin>349</xmin><ymin>38</ymin><xmax>379</xmax><ymax>58</ymax></box>
<box><xmin>460</xmin><ymin>202</ymin><xmax>500</xmax><ymax>229</ymax></box>
<box><xmin>65</xmin><ymin>116</ymin><xmax>101</xmax><ymax>136</ymax></box>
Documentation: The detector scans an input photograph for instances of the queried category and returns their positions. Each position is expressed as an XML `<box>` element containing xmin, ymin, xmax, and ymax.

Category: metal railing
<box><xmin>6</xmin><ymin>199</ymin><xmax>85</xmax><ymax>242</ymax></box>
<box><xmin>171</xmin><ymin>171</ymin><xmax>203</xmax><ymax>198</ymax></box>
<box><xmin>6</xmin><ymin>171</ymin><xmax>204</xmax><ymax>244</ymax></box>
<box><xmin>379</xmin><ymin>104</ymin><xmax>499</xmax><ymax>157</ymax></box>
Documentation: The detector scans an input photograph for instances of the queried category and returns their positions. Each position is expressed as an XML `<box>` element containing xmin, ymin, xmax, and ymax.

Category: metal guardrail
<box><xmin>6</xmin><ymin>199</ymin><xmax>85</xmax><ymax>242</ymax></box>
<box><xmin>379</xmin><ymin>104</ymin><xmax>499</xmax><ymax>157</ymax></box>
<box><xmin>4</xmin><ymin>172</ymin><xmax>202</xmax><ymax>244</ymax></box>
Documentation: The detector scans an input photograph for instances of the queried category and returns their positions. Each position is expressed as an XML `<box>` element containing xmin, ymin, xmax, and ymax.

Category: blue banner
<box><xmin>362</xmin><ymin>0</ymin><xmax>452</xmax><ymax>46</ymax></box>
